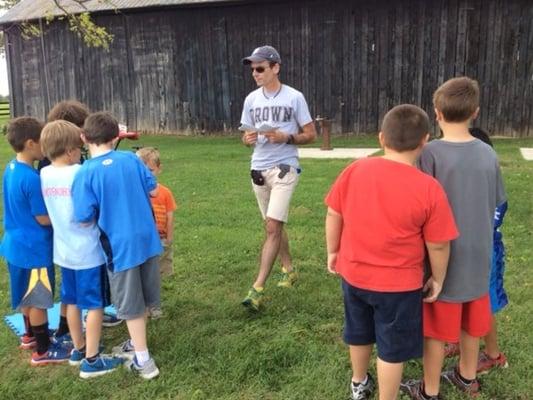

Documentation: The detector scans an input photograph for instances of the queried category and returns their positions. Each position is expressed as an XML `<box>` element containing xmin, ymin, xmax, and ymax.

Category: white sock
<box><xmin>353</xmin><ymin>375</ymin><xmax>368</xmax><ymax>385</ymax></box>
<box><xmin>135</xmin><ymin>350</ymin><xmax>150</xmax><ymax>366</ymax></box>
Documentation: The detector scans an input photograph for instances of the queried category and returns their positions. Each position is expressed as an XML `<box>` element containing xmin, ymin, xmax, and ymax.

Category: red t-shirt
<box><xmin>151</xmin><ymin>184</ymin><xmax>177</xmax><ymax>238</ymax></box>
<box><xmin>325</xmin><ymin>157</ymin><xmax>459</xmax><ymax>292</ymax></box>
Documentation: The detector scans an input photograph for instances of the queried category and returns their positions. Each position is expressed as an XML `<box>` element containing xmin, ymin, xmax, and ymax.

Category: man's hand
<box><xmin>242</xmin><ymin>131</ymin><xmax>258</xmax><ymax>146</ymax></box>
<box><xmin>423</xmin><ymin>276</ymin><xmax>443</xmax><ymax>303</ymax></box>
<box><xmin>327</xmin><ymin>252</ymin><xmax>338</xmax><ymax>275</ymax></box>
<box><xmin>264</xmin><ymin>130</ymin><xmax>289</xmax><ymax>144</ymax></box>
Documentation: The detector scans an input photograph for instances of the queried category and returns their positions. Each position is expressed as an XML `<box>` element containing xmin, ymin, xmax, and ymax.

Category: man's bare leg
<box><xmin>253</xmin><ymin>218</ymin><xmax>283</xmax><ymax>288</ymax></box>
<box><xmin>277</xmin><ymin>228</ymin><xmax>293</xmax><ymax>271</ymax></box>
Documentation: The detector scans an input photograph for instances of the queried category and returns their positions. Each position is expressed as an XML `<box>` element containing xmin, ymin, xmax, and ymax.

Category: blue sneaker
<box><xmin>102</xmin><ymin>313</ymin><xmax>122</xmax><ymax>327</ymax></box>
<box><xmin>31</xmin><ymin>342</ymin><xmax>71</xmax><ymax>366</ymax></box>
<box><xmin>79</xmin><ymin>355</ymin><xmax>124</xmax><ymax>379</ymax></box>
<box><xmin>83</xmin><ymin>312</ymin><xmax>122</xmax><ymax>327</ymax></box>
<box><xmin>69</xmin><ymin>344</ymin><xmax>105</xmax><ymax>366</ymax></box>
<box><xmin>51</xmin><ymin>331</ymin><xmax>73</xmax><ymax>348</ymax></box>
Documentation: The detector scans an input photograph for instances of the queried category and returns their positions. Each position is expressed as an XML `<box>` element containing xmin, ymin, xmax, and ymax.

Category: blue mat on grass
<box><xmin>4</xmin><ymin>303</ymin><xmax>116</xmax><ymax>336</ymax></box>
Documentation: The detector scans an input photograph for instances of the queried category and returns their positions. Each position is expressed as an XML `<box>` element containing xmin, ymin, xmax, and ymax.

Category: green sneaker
<box><xmin>241</xmin><ymin>287</ymin><xmax>265</xmax><ymax>311</ymax></box>
<box><xmin>277</xmin><ymin>267</ymin><xmax>298</xmax><ymax>288</ymax></box>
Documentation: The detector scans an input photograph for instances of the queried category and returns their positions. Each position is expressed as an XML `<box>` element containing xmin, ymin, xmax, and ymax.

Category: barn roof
<box><xmin>0</xmin><ymin>0</ymin><xmax>243</xmax><ymax>25</ymax></box>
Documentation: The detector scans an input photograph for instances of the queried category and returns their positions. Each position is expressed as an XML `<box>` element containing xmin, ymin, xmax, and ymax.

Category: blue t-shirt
<box><xmin>1</xmin><ymin>159</ymin><xmax>53</xmax><ymax>268</ymax></box>
<box><xmin>71</xmin><ymin>150</ymin><xmax>162</xmax><ymax>272</ymax></box>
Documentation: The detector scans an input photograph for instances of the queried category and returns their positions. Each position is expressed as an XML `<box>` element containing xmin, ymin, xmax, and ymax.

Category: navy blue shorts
<box><xmin>7</xmin><ymin>263</ymin><xmax>55</xmax><ymax>309</ymax></box>
<box><xmin>342</xmin><ymin>280</ymin><xmax>423</xmax><ymax>363</ymax></box>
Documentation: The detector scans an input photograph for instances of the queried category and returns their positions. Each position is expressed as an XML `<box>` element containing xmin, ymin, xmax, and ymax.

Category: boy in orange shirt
<box><xmin>136</xmin><ymin>147</ymin><xmax>177</xmax><ymax>294</ymax></box>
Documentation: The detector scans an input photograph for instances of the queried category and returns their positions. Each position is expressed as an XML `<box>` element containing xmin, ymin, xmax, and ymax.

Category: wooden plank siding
<box><xmin>3</xmin><ymin>0</ymin><xmax>533</xmax><ymax>136</ymax></box>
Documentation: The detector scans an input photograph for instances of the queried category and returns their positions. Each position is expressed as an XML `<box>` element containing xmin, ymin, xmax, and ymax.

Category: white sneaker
<box><xmin>125</xmin><ymin>356</ymin><xmax>160</xmax><ymax>380</ymax></box>
<box><xmin>111</xmin><ymin>339</ymin><xmax>135</xmax><ymax>360</ymax></box>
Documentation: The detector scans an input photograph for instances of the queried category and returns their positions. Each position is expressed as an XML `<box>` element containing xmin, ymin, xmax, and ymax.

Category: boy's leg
<box><xmin>422</xmin><ymin>338</ymin><xmax>446</xmax><ymax>396</ymax></box>
<box><xmin>28</xmin><ymin>307</ymin><xmax>50</xmax><ymax>355</ymax></box>
<box><xmin>483</xmin><ymin>316</ymin><xmax>500</xmax><ymax>358</ymax></box>
<box><xmin>374</xmin><ymin>288</ymin><xmax>422</xmax><ymax>400</ymax></box>
<box><xmin>76</xmin><ymin>265</ymin><xmax>109</xmax><ymax>357</ymax></box>
<box><xmin>350</xmin><ymin>344</ymin><xmax>373</xmax><ymax>382</ymax></box>
<box><xmin>55</xmin><ymin>302</ymin><xmax>69</xmax><ymax>338</ymax></box>
<box><xmin>85</xmin><ymin>309</ymin><xmax>104</xmax><ymax>357</ymax></box>
<box><xmin>61</xmin><ymin>268</ymin><xmax>82</xmax><ymax>349</ymax></box>
<box><xmin>66</xmin><ymin>304</ymin><xmax>84</xmax><ymax>350</ymax></box>
<box><xmin>458</xmin><ymin>294</ymin><xmax>492</xmax><ymax>379</ymax></box>
<box><xmin>126</xmin><ymin>317</ymin><xmax>148</xmax><ymax>352</ymax></box>
<box><xmin>159</xmin><ymin>242</ymin><xmax>174</xmax><ymax>277</ymax></box>
<box><xmin>458</xmin><ymin>331</ymin><xmax>480</xmax><ymax>380</ymax></box>
<box><xmin>376</xmin><ymin>358</ymin><xmax>403</xmax><ymax>400</ymax></box>
<box><xmin>109</xmin><ymin>259</ymin><xmax>159</xmax><ymax>376</ymax></box>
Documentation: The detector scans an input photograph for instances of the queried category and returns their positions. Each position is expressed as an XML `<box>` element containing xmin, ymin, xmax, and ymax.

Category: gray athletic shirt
<box><xmin>241</xmin><ymin>84</ymin><xmax>313</xmax><ymax>170</ymax></box>
<box><xmin>418</xmin><ymin>139</ymin><xmax>506</xmax><ymax>302</ymax></box>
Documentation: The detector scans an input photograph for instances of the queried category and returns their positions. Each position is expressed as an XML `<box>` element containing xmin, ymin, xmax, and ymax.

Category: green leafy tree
<box><xmin>1</xmin><ymin>0</ymin><xmax>114</xmax><ymax>50</ymax></box>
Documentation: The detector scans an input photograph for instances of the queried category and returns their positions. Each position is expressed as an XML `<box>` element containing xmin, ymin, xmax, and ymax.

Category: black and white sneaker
<box><xmin>350</xmin><ymin>374</ymin><xmax>375</xmax><ymax>400</ymax></box>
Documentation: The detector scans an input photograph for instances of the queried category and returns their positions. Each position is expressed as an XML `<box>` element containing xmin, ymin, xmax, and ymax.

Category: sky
<box><xmin>0</xmin><ymin>53</ymin><xmax>8</xmax><ymax>96</ymax></box>
<box><xmin>0</xmin><ymin>8</ymin><xmax>8</xmax><ymax>96</ymax></box>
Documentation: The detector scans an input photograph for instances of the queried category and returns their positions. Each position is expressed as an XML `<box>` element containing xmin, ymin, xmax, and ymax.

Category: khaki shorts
<box><xmin>252</xmin><ymin>165</ymin><xmax>299</xmax><ymax>223</ymax></box>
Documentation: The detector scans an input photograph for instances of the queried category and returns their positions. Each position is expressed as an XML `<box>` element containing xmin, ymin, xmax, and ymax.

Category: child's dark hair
<box><xmin>6</xmin><ymin>117</ymin><xmax>44</xmax><ymax>152</ymax></box>
<box><xmin>47</xmin><ymin>100</ymin><xmax>90</xmax><ymax>127</ymax></box>
<box><xmin>469</xmin><ymin>127</ymin><xmax>493</xmax><ymax>147</ymax></box>
<box><xmin>381</xmin><ymin>104</ymin><xmax>430</xmax><ymax>152</ymax></box>
<box><xmin>83</xmin><ymin>112</ymin><xmax>119</xmax><ymax>145</ymax></box>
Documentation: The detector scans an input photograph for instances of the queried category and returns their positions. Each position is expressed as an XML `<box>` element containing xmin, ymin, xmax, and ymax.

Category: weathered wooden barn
<box><xmin>1</xmin><ymin>0</ymin><xmax>532</xmax><ymax>136</ymax></box>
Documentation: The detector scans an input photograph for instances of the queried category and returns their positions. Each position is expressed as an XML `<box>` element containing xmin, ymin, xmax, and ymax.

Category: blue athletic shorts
<box><xmin>60</xmin><ymin>265</ymin><xmax>110</xmax><ymax>310</ymax></box>
<box><xmin>342</xmin><ymin>280</ymin><xmax>423</xmax><ymax>363</ymax></box>
<box><xmin>7</xmin><ymin>263</ymin><xmax>55</xmax><ymax>309</ymax></box>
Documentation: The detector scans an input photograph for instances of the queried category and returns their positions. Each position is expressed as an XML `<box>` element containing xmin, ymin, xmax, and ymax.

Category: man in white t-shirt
<box><xmin>240</xmin><ymin>45</ymin><xmax>316</xmax><ymax>311</ymax></box>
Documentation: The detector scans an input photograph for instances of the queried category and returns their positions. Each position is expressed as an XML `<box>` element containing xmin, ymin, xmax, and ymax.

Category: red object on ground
<box><xmin>118</xmin><ymin>131</ymin><xmax>139</xmax><ymax>140</ymax></box>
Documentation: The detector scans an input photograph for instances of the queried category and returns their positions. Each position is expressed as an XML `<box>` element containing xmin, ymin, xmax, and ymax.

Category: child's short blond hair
<box><xmin>40</xmin><ymin>120</ymin><xmax>83</xmax><ymax>160</ymax></box>
<box><xmin>136</xmin><ymin>147</ymin><xmax>161</xmax><ymax>167</ymax></box>
<box><xmin>433</xmin><ymin>77</ymin><xmax>479</xmax><ymax>122</ymax></box>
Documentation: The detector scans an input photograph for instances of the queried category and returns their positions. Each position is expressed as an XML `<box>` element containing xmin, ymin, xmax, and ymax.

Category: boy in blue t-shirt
<box><xmin>1</xmin><ymin>117</ymin><xmax>71</xmax><ymax>365</ymax></box>
<box><xmin>71</xmin><ymin>112</ymin><xmax>162</xmax><ymax>379</ymax></box>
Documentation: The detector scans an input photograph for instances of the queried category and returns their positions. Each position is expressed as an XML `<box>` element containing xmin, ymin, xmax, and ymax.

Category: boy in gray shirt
<box><xmin>401</xmin><ymin>77</ymin><xmax>506</xmax><ymax>399</ymax></box>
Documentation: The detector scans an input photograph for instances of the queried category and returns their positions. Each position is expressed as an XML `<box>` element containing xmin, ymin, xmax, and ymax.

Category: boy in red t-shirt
<box><xmin>325</xmin><ymin>104</ymin><xmax>459</xmax><ymax>400</ymax></box>
<box><xmin>136</xmin><ymin>148</ymin><xmax>177</xmax><ymax>317</ymax></box>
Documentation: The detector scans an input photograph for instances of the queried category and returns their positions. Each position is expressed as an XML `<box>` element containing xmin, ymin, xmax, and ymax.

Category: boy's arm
<box><xmin>325</xmin><ymin>207</ymin><xmax>343</xmax><ymax>275</ymax></box>
<box><xmin>423</xmin><ymin>241</ymin><xmax>450</xmax><ymax>302</ymax></box>
<box><xmin>35</xmin><ymin>215</ymin><xmax>51</xmax><ymax>226</ymax></box>
<box><xmin>150</xmin><ymin>185</ymin><xmax>159</xmax><ymax>197</ymax></box>
<box><xmin>165</xmin><ymin>211</ymin><xmax>174</xmax><ymax>243</ymax></box>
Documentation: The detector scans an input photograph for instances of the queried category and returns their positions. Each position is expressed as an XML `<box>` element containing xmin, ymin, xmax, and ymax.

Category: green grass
<box><xmin>0</xmin><ymin>135</ymin><xmax>531</xmax><ymax>399</ymax></box>
<box><xmin>0</xmin><ymin>102</ymin><xmax>9</xmax><ymax>133</ymax></box>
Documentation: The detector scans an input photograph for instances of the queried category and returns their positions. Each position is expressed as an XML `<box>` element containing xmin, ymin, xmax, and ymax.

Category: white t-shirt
<box><xmin>40</xmin><ymin>164</ymin><xmax>105</xmax><ymax>270</ymax></box>
<box><xmin>240</xmin><ymin>84</ymin><xmax>313</xmax><ymax>170</ymax></box>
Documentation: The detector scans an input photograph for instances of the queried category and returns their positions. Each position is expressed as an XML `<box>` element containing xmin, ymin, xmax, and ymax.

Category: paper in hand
<box><xmin>238</xmin><ymin>124</ymin><xmax>277</xmax><ymax>133</ymax></box>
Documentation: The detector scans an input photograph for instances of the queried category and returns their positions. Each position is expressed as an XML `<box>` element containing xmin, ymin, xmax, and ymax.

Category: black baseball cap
<box><xmin>242</xmin><ymin>45</ymin><xmax>281</xmax><ymax>65</ymax></box>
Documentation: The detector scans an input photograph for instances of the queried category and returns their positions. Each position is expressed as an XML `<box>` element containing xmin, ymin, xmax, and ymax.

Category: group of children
<box><xmin>326</xmin><ymin>76</ymin><xmax>508</xmax><ymax>400</ymax></box>
<box><xmin>1</xmin><ymin>100</ymin><xmax>176</xmax><ymax>379</ymax></box>
<box><xmin>1</xmin><ymin>76</ymin><xmax>509</xmax><ymax>395</ymax></box>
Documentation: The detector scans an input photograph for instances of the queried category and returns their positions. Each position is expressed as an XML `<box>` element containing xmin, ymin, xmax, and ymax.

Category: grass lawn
<box><xmin>0</xmin><ymin>134</ymin><xmax>531</xmax><ymax>399</ymax></box>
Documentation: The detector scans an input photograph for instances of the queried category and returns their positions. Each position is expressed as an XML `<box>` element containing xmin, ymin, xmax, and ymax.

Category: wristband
<box><xmin>286</xmin><ymin>134</ymin><xmax>295</xmax><ymax>145</ymax></box>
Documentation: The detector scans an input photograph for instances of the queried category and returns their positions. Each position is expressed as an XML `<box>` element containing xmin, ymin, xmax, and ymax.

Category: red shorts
<box><xmin>423</xmin><ymin>294</ymin><xmax>491</xmax><ymax>342</ymax></box>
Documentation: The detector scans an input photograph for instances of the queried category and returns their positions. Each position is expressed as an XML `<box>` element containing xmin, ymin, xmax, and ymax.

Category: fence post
<box><xmin>316</xmin><ymin>115</ymin><xmax>332</xmax><ymax>150</ymax></box>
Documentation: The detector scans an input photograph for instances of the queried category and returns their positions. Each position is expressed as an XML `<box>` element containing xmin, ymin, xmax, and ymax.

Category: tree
<box><xmin>0</xmin><ymin>0</ymin><xmax>114</xmax><ymax>50</ymax></box>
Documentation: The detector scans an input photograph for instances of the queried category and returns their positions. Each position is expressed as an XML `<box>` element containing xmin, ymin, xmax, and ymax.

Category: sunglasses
<box><xmin>251</xmin><ymin>66</ymin><xmax>269</xmax><ymax>73</ymax></box>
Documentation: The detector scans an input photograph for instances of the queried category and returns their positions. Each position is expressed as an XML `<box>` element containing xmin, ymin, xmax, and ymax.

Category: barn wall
<box><xmin>4</xmin><ymin>0</ymin><xmax>533</xmax><ymax>136</ymax></box>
